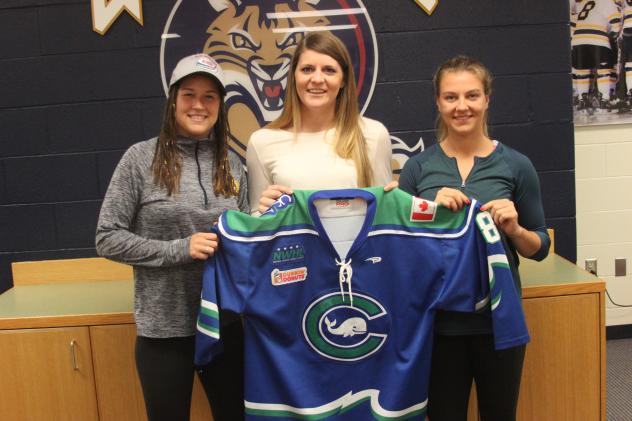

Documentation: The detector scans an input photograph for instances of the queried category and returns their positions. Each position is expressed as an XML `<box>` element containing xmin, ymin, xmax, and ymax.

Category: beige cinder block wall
<box><xmin>575</xmin><ymin>123</ymin><xmax>632</xmax><ymax>325</ymax></box>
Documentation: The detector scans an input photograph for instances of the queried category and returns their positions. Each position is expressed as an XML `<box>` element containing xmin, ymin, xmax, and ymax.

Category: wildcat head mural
<box><xmin>161</xmin><ymin>0</ymin><xmax>378</xmax><ymax>157</ymax></box>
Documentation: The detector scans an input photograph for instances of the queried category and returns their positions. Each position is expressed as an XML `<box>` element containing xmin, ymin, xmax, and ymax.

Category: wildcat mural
<box><xmin>161</xmin><ymin>0</ymin><xmax>379</xmax><ymax>157</ymax></box>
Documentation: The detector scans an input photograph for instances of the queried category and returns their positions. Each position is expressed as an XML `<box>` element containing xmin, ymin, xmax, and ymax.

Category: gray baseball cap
<box><xmin>169</xmin><ymin>54</ymin><xmax>226</xmax><ymax>94</ymax></box>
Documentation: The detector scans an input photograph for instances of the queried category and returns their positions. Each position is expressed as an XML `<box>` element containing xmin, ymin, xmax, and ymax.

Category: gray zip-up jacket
<box><xmin>96</xmin><ymin>136</ymin><xmax>248</xmax><ymax>338</ymax></box>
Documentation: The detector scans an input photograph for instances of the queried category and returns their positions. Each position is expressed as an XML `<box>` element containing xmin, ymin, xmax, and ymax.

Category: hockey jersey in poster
<box><xmin>571</xmin><ymin>0</ymin><xmax>622</xmax><ymax>49</ymax></box>
<box><xmin>195</xmin><ymin>187</ymin><xmax>530</xmax><ymax>421</ymax></box>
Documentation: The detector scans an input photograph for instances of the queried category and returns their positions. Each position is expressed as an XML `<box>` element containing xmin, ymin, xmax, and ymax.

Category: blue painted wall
<box><xmin>0</xmin><ymin>0</ymin><xmax>574</xmax><ymax>292</ymax></box>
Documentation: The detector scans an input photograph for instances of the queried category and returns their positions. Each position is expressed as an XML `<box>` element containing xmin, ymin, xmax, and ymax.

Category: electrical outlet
<box><xmin>585</xmin><ymin>258</ymin><xmax>598</xmax><ymax>275</ymax></box>
<box><xmin>615</xmin><ymin>258</ymin><xmax>626</xmax><ymax>277</ymax></box>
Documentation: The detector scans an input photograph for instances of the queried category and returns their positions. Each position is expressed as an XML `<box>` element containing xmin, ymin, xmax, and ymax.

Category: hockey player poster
<box><xmin>571</xmin><ymin>0</ymin><xmax>632</xmax><ymax>125</ymax></box>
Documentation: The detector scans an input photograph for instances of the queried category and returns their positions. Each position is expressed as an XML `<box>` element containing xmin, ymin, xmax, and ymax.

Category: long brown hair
<box><xmin>151</xmin><ymin>78</ymin><xmax>238</xmax><ymax>197</ymax></box>
<box><xmin>267</xmin><ymin>32</ymin><xmax>373</xmax><ymax>187</ymax></box>
<box><xmin>433</xmin><ymin>55</ymin><xmax>493</xmax><ymax>142</ymax></box>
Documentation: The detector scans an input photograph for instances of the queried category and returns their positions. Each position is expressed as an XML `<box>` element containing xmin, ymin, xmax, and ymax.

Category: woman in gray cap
<box><xmin>96</xmin><ymin>53</ymin><xmax>247</xmax><ymax>421</ymax></box>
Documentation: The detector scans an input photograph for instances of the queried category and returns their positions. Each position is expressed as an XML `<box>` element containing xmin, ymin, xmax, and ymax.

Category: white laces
<box><xmin>336</xmin><ymin>258</ymin><xmax>354</xmax><ymax>307</ymax></box>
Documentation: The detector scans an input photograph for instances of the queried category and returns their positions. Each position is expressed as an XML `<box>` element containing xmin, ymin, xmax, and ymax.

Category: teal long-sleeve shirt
<box><xmin>399</xmin><ymin>141</ymin><xmax>550</xmax><ymax>335</ymax></box>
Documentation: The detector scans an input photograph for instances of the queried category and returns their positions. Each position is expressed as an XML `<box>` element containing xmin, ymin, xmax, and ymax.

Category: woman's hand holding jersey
<box><xmin>434</xmin><ymin>190</ymin><xmax>542</xmax><ymax>258</ymax></box>
<box><xmin>434</xmin><ymin>187</ymin><xmax>471</xmax><ymax>211</ymax></box>
<box><xmin>258</xmin><ymin>182</ymin><xmax>398</xmax><ymax>214</ymax></box>
<box><xmin>258</xmin><ymin>185</ymin><xmax>294</xmax><ymax>214</ymax></box>
<box><xmin>189</xmin><ymin>232</ymin><xmax>219</xmax><ymax>260</ymax></box>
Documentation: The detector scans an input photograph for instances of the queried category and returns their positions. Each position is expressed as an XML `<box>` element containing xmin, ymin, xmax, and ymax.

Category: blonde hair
<box><xmin>151</xmin><ymin>76</ymin><xmax>238</xmax><ymax>197</ymax></box>
<box><xmin>433</xmin><ymin>55</ymin><xmax>493</xmax><ymax>142</ymax></box>
<box><xmin>267</xmin><ymin>32</ymin><xmax>372</xmax><ymax>187</ymax></box>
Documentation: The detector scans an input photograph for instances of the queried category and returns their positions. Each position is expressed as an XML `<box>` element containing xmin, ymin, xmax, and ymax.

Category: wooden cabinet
<box><xmin>90</xmin><ymin>324</ymin><xmax>213</xmax><ymax>421</ymax></box>
<box><xmin>0</xmin><ymin>327</ymin><xmax>99</xmax><ymax>421</ymax></box>
<box><xmin>467</xmin><ymin>256</ymin><xmax>606</xmax><ymax>421</ymax></box>
<box><xmin>90</xmin><ymin>324</ymin><xmax>147</xmax><ymax>421</ymax></box>
<box><xmin>518</xmin><ymin>294</ymin><xmax>602</xmax><ymax>420</ymax></box>
<box><xmin>0</xmin><ymin>282</ymin><xmax>213</xmax><ymax>421</ymax></box>
<box><xmin>1</xmin><ymin>255</ymin><xmax>604</xmax><ymax>421</ymax></box>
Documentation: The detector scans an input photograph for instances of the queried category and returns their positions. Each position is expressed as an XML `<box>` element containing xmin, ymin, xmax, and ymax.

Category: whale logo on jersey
<box><xmin>325</xmin><ymin>316</ymin><xmax>367</xmax><ymax>336</ymax></box>
<box><xmin>161</xmin><ymin>0</ymin><xmax>378</xmax><ymax>160</ymax></box>
<box><xmin>303</xmin><ymin>291</ymin><xmax>389</xmax><ymax>361</ymax></box>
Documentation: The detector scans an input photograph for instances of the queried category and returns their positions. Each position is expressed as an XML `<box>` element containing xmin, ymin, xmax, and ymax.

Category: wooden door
<box><xmin>518</xmin><ymin>294</ymin><xmax>602</xmax><ymax>420</ymax></box>
<box><xmin>0</xmin><ymin>327</ymin><xmax>99</xmax><ymax>421</ymax></box>
<box><xmin>466</xmin><ymin>292</ymin><xmax>603</xmax><ymax>421</ymax></box>
<box><xmin>90</xmin><ymin>324</ymin><xmax>213</xmax><ymax>421</ymax></box>
<box><xmin>90</xmin><ymin>324</ymin><xmax>147</xmax><ymax>421</ymax></box>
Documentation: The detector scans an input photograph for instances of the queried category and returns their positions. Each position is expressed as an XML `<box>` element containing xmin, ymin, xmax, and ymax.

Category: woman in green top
<box><xmin>399</xmin><ymin>55</ymin><xmax>550</xmax><ymax>421</ymax></box>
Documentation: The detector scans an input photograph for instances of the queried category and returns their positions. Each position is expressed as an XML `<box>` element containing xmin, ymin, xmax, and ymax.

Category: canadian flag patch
<box><xmin>410</xmin><ymin>197</ymin><xmax>437</xmax><ymax>222</ymax></box>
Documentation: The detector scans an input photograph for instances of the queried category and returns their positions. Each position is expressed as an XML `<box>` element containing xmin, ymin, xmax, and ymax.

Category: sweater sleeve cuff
<box><xmin>170</xmin><ymin>237</ymin><xmax>194</xmax><ymax>265</ymax></box>
<box><xmin>529</xmin><ymin>230</ymin><xmax>551</xmax><ymax>261</ymax></box>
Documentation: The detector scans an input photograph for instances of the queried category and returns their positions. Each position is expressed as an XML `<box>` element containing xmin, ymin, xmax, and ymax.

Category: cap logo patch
<box><xmin>196</xmin><ymin>56</ymin><xmax>218</xmax><ymax>70</ymax></box>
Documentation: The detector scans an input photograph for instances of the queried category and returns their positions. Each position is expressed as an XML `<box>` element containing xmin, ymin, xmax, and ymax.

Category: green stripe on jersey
<box><xmin>224</xmin><ymin>188</ymin><xmax>467</xmax><ymax>235</ymax></box>
<box><xmin>372</xmin><ymin>188</ymin><xmax>468</xmax><ymax>230</ymax></box>
<box><xmin>225</xmin><ymin>190</ymin><xmax>316</xmax><ymax>233</ymax></box>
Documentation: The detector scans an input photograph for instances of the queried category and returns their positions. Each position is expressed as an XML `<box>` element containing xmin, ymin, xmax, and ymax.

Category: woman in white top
<box><xmin>246</xmin><ymin>31</ymin><xmax>393</xmax><ymax>213</ymax></box>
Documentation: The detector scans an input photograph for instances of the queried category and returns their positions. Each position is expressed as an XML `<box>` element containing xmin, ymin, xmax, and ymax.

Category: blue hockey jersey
<box><xmin>195</xmin><ymin>187</ymin><xmax>529</xmax><ymax>420</ymax></box>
